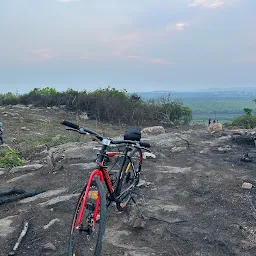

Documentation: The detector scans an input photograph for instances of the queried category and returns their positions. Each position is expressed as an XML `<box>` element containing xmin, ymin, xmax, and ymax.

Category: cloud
<box><xmin>112</xmin><ymin>51</ymin><xmax>122</xmax><ymax>56</ymax></box>
<box><xmin>127</xmin><ymin>55</ymin><xmax>144</xmax><ymax>60</ymax></box>
<box><xmin>80</xmin><ymin>53</ymin><xmax>94</xmax><ymax>60</ymax></box>
<box><xmin>125</xmin><ymin>54</ymin><xmax>174</xmax><ymax>65</ymax></box>
<box><xmin>110</xmin><ymin>33</ymin><xmax>143</xmax><ymax>51</ymax></box>
<box><xmin>189</xmin><ymin>0</ymin><xmax>225</xmax><ymax>8</ymax></box>
<box><xmin>165</xmin><ymin>22</ymin><xmax>188</xmax><ymax>32</ymax></box>
<box><xmin>31</xmin><ymin>49</ymin><xmax>54</xmax><ymax>62</ymax></box>
<box><xmin>79</xmin><ymin>51</ymin><xmax>174</xmax><ymax>65</ymax></box>
<box><xmin>175</xmin><ymin>23</ymin><xmax>186</xmax><ymax>31</ymax></box>
<box><xmin>147</xmin><ymin>58</ymin><xmax>174</xmax><ymax>65</ymax></box>
<box><xmin>56</xmin><ymin>0</ymin><xmax>77</xmax><ymax>2</ymax></box>
<box><xmin>234</xmin><ymin>56</ymin><xmax>256</xmax><ymax>64</ymax></box>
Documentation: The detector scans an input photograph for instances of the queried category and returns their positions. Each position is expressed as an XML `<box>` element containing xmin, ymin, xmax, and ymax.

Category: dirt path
<box><xmin>1</xmin><ymin>126</ymin><xmax>256</xmax><ymax>255</ymax></box>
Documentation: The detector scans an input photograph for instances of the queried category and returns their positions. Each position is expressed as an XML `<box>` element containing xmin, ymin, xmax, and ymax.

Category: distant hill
<box><xmin>137</xmin><ymin>88</ymin><xmax>256</xmax><ymax>100</ymax></box>
<box><xmin>136</xmin><ymin>88</ymin><xmax>256</xmax><ymax>123</ymax></box>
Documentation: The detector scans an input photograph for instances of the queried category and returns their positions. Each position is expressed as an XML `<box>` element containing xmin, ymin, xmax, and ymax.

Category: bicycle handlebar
<box><xmin>61</xmin><ymin>120</ymin><xmax>151</xmax><ymax>149</ymax></box>
<box><xmin>61</xmin><ymin>120</ymin><xmax>104</xmax><ymax>140</ymax></box>
<box><xmin>61</xmin><ymin>120</ymin><xmax>80</xmax><ymax>130</ymax></box>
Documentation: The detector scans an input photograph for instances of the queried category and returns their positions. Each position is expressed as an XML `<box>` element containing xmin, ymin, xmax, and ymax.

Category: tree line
<box><xmin>0</xmin><ymin>87</ymin><xmax>192</xmax><ymax>126</ymax></box>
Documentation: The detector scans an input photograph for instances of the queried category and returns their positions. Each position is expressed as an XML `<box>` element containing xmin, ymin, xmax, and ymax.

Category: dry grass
<box><xmin>0</xmin><ymin>105</ymin><xmax>125</xmax><ymax>160</ymax></box>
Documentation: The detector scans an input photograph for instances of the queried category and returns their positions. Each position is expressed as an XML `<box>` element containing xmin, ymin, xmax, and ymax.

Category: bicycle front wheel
<box><xmin>68</xmin><ymin>176</ymin><xmax>106</xmax><ymax>256</ymax></box>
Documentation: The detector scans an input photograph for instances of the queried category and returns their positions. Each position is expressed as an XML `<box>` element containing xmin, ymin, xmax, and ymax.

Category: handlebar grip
<box><xmin>139</xmin><ymin>142</ymin><xmax>151</xmax><ymax>148</ymax></box>
<box><xmin>61</xmin><ymin>120</ymin><xmax>80</xmax><ymax>130</ymax></box>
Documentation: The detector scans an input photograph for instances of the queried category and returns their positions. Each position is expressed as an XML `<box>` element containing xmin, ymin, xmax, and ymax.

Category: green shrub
<box><xmin>157</xmin><ymin>95</ymin><xmax>192</xmax><ymax>125</ymax></box>
<box><xmin>243</xmin><ymin>108</ymin><xmax>252</xmax><ymax>116</ymax></box>
<box><xmin>232</xmin><ymin>115</ymin><xmax>256</xmax><ymax>129</ymax></box>
<box><xmin>222</xmin><ymin>122</ymin><xmax>233</xmax><ymax>127</ymax></box>
<box><xmin>0</xmin><ymin>148</ymin><xmax>24</xmax><ymax>168</ymax></box>
<box><xmin>232</xmin><ymin>107</ymin><xmax>256</xmax><ymax>128</ymax></box>
<box><xmin>0</xmin><ymin>92</ymin><xmax>19</xmax><ymax>105</ymax></box>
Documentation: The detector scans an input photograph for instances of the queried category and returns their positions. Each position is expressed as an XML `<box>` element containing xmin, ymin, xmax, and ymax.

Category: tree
<box><xmin>243</xmin><ymin>108</ymin><xmax>252</xmax><ymax>116</ymax></box>
<box><xmin>232</xmin><ymin>108</ymin><xmax>256</xmax><ymax>129</ymax></box>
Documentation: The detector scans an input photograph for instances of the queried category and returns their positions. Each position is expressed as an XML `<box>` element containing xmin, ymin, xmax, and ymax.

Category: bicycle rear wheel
<box><xmin>68</xmin><ymin>176</ymin><xmax>106</xmax><ymax>256</ymax></box>
<box><xmin>116</xmin><ymin>148</ymin><xmax>142</xmax><ymax>211</ymax></box>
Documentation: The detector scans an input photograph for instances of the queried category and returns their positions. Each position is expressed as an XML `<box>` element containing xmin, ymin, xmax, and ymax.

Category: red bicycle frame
<box><xmin>76</xmin><ymin>169</ymin><xmax>104</xmax><ymax>228</ymax></box>
<box><xmin>75</xmin><ymin>152</ymin><xmax>120</xmax><ymax>228</ymax></box>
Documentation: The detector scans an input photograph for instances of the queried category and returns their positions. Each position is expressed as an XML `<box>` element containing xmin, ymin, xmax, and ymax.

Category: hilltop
<box><xmin>1</xmin><ymin>105</ymin><xmax>256</xmax><ymax>255</ymax></box>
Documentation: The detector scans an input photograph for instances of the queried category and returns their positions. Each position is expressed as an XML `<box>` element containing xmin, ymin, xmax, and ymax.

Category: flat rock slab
<box><xmin>145</xmin><ymin>202</ymin><xmax>183</xmax><ymax>214</ymax></box>
<box><xmin>104</xmin><ymin>229</ymin><xmax>134</xmax><ymax>250</ymax></box>
<box><xmin>217</xmin><ymin>145</ymin><xmax>232</xmax><ymax>152</ymax></box>
<box><xmin>67</xmin><ymin>162</ymin><xmax>98</xmax><ymax>170</ymax></box>
<box><xmin>20</xmin><ymin>188</ymin><xmax>67</xmax><ymax>203</ymax></box>
<box><xmin>39</xmin><ymin>193</ymin><xmax>80</xmax><ymax>207</ymax></box>
<box><xmin>200</xmin><ymin>148</ymin><xmax>210</xmax><ymax>154</ymax></box>
<box><xmin>42</xmin><ymin>242</ymin><xmax>57</xmax><ymax>251</ymax></box>
<box><xmin>0</xmin><ymin>170</ymin><xmax>5</xmax><ymax>175</ymax></box>
<box><xmin>156</xmin><ymin>166</ymin><xmax>191</xmax><ymax>173</ymax></box>
<box><xmin>43</xmin><ymin>219</ymin><xmax>61</xmax><ymax>230</ymax></box>
<box><xmin>171</xmin><ymin>146</ymin><xmax>187</xmax><ymax>152</ymax></box>
<box><xmin>7</xmin><ymin>172</ymin><xmax>34</xmax><ymax>183</ymax></box>
<box><xmin>0</xmin><ymin>216</ymin><xmax>16</xmax><ymax>237</ymax></box>
<box><xmin>125</xmin><ymin>250</ymin><xmax>156</xmax><ymax>256</ymax></box>
<box><xmin>10</xmin><ymin>164</ymin><xmax>44</xmax><ymax>173</ymax></box>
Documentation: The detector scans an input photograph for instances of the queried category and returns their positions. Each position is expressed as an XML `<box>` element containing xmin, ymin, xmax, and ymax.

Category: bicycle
<box><xmin>61</xmin><ymin>120</ymin><xmax>151</xmax><ymax>256</ymax></box>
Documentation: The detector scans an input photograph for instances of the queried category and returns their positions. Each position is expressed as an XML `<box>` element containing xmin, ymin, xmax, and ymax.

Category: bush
<box><xmin>1</xmin><ymin>87</ymin><xmax>192</xmax><ymax>126</ymax></box>
<box><xmin>0</xmin><ymin>148</ymin><xmax>24</xmax><ymax>168</ymax></box>
<box><xmin>19</xmin><ymin>87</ymin><xmax>63</xmax><ymax>107</ymax></box>
<box><xmin>0</xmin><ymin>92</ymin><xmax>19</xmax><ymax>105</ymax></box>
<box><xmin>157</xmin><ymin>95</ymin><xmax>192</xmax><ymax>125</ymax></box>
<box><xmin>232</xmin><ymin>108</ymin><xmax>256</xmax><ymax>129</ymax></box>
<box><xmin>232</xmin><ymin>115</ymin><xmax>256</xmax><ymax>129</ymax></box>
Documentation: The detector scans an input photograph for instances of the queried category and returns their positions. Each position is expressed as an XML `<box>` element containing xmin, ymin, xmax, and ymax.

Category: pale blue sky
<box><xmin>0</xmin><ymin>0</ymin><xmax>255</xmax><ymax>93</ymax></box>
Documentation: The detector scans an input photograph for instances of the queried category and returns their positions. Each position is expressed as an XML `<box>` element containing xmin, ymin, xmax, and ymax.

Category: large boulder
<box><xmin>143</xmin><ymin>132</ymin><xmax>190</xmax><ymax>149</ymax></box>
<box><xmin>79</xmin><ymin>112</ymin><xmax>89</xmax><ymax>120</ymax></box>
<box><xmin>141</xmin><ymin>126</ymin><xmax>165</xmax><ymax>136</ymax></box>
<box><xmin>208</xmin><ymin>122</ymin><xmax>223</xmax><ymax>133</ymax></box>
<box><xmin>45</xmin><ymin>141</ymin><xmax>98</xmax><ymax>163</ymax></box>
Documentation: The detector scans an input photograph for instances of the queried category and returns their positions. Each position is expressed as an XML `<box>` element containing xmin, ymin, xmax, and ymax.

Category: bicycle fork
<box><xmin>76</xmin><ymin>170</ymin><xmax>104</xmax><ymax>232</ymax></box>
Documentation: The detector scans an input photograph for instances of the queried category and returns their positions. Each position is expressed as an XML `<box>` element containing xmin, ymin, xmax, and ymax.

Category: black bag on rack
<box><xmin>123</xmin><ymin>129</ymin><xmax>141</xmax><ymax>141</ymax></box>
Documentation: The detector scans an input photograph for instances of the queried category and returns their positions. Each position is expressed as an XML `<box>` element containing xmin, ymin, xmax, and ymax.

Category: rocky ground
<box><xmin>1</xmin><ymin>106</ymin><xmax>256</xmax><ymax>256</ymax></box>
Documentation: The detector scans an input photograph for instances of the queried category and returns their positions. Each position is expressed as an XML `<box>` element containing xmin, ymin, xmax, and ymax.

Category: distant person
<box><xmin>213</xmin><ymin>120</ymin><xmax>216</xmax><ymax>123</ymax></box>
<box><xmin>208</xmin><ymin>119</ymin><xmax>211</xmax><ymax>125</ymax></box>
<box><xmin>0</xmin><ymin>122</ymin><xmax>3</xmax><ymax>144</ymax></box>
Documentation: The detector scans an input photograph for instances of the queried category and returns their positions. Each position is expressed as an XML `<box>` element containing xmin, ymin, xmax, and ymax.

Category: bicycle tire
<box><xmin>130</xmin><ymin>147</ymin><xmax>142</xmax><ymax>184</ymax></box>
<box><xmin>116</xmin><ymin>148</ymin><xmax>142</xmax><ymax>211</ymax></box>
<box><xmin>68</xmin><ymin>176</ymin><xmax>107</xmax><ymax>256</ymax></box>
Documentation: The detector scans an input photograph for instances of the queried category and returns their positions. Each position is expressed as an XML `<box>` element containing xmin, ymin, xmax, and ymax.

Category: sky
<box><xmin>0</xmin><ymin>0</ymin><xmax>255</xmax><ymax>93</ymax></box>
